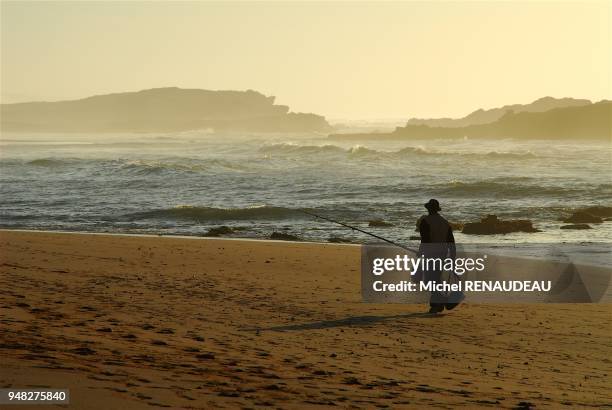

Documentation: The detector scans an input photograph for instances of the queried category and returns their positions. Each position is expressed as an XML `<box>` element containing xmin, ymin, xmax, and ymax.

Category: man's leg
<box><xmin>427</xmin><ymin>269</ymin><xmax>446</xmax><ymax>313</ymax></box>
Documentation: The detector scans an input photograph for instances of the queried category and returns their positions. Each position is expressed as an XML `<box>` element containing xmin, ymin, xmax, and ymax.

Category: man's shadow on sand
<box><xmin>245</xmin><ymin>312</ymin><xmax>443</xmax><ymax>332</ymax></box>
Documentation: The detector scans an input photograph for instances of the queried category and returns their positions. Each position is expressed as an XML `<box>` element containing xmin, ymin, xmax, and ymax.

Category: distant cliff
<box><xmin>406</xmin><ymin>97</ymin><xmax>592</xmax><ymax>128</ymax></box>
<box><xmin>331</xmin><ymin>100</ymin><xmax>612</xmax><ymax>141</ymax></box>
<box><xmin>0</xmin><ymin>87</ymin><xmax>332</xmax><ymax>133</ymax></box>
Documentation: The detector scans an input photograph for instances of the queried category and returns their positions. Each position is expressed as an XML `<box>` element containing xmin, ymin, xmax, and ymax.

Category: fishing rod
<box><xmin>298</xmin><ymin>209</ymin><xmax>418</xmax><ymax>254</ymax></box>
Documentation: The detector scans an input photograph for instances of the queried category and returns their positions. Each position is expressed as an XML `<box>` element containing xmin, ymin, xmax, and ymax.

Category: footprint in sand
<box><xmin>96</xmin><ymin>327</ymin><xmax>112</xmax><ymax>333</ymax></box>
<box><xmin>312</xmin><ymin>369</ymin><xmax>334</xmax><ymax>376</ymax></box>
<box><xmin>69</xmin><ymin>347</ymin><xmax>96</xmax><ymax>355</ymax></box>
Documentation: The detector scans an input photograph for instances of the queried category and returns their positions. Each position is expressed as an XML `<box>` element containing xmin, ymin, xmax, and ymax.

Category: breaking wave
<box><xmin>26</xmin><ymin>158</ymin><xmax>73</xmax><ymax>167</ymax></box>
<box><xmin>258</xmin><ymin>143</ymin><xmax>538</xmax><ymax>160</ymax></box>
<box><xmin>7</xmin><ymin>146</ymin><xmax>540</xmax><ymax>173</ymax></box>
<box><xmin>433</xmin><ymin>180</ymin><xmax>612</xmax><ymax>197</ymax></box>
<box><xmin>2</xmin><ymin>158</ymin><xmax>253</xmax><ymax>173</ymax></box>
<box><xmin>259</xmin><ymin>143</ymin><xmax>344</xmax><ymax>156</ymax></box>
<box><xmin>118</xmin><ymin>159</ymin><xmax>251</xmax><ymax>174</ymax></box>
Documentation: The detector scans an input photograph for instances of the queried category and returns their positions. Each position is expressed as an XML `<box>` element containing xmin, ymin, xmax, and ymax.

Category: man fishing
<box><xmin>300</xmin><ymin>201</ymin><xmax>463</xmax><ymax>313</ymax></box>
<box><xmin>418</xmin><ymin>199</ymin><xmax>462</xmax><ymax>313</ymax></box>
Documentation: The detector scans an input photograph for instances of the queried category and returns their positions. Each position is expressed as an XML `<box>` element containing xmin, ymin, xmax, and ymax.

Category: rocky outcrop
<box><xmin>368</xmin><ymin>220</ymin><xmax>394</xmax><ymax>227</ymax></box>
<box><xmin>462</xmin><ymin>215</ymin><xmax>539</xmax><ymax>235</ymax></box>
<box><xmin>0</xmin><ymin>87</ymin><xmax>332</xmax><ymax>133</ymax></box>
<box><xmin>330</xmin><ymin>100</ymin><xmax>612</xmax><ymax>141</ymax></box>
<box><xmin>563</xmin><ymin>211</ymin><xmax>603</xmax><ymax>224</ymax></box>
<box><xmin>576</xmin><ymin>206</ymin><xmax>612</xmax><ymax>218</ymax></box>
<box><xmin>560</xmin><ymin>224</ymin><xmax>592</xmax><ymax>230</ymax></box>
<box><xmin>406</xmin><ymin>97</ymin><xmax>591</xmax><ymax>128</ymax></box>
<box><xmin>449</xmin><ymin>222</ymin><xmax>464</xmax><ymax>231</ymax></box>
<box><xmin>204</xmin><ymin>226</ymin><xmax>235</xmax><ymax>237</ymax></box>
<box><xmin>270</xmin><ymin>232</ymin><xmax>300</xmax><ymax>241</ymax></box>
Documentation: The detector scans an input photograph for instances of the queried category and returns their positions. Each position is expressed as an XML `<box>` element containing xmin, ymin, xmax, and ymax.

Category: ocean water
<box><xmin>1</xmin><ymin>132</ymin><xmax>611</xmax><ymax>253</ymax></box>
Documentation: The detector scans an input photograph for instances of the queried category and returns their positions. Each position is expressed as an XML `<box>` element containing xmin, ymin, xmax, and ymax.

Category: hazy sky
<box><xmin>1</xmin><ymin>1</ymin><xmax>610</xmax><ymax>119</ymax></box>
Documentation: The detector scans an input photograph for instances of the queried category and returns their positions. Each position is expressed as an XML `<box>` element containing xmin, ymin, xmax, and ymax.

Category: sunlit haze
<box><xmin>1</xmin><ymin>1</ymin><xmax>610</xmax><ymax>119</ymax></box>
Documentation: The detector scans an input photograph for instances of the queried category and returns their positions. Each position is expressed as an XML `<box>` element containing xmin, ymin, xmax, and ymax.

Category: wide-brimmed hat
<box><xmin>424</xmin><ymin>199</ymin><xmax>441</xmax><ymax>212</ymax></box>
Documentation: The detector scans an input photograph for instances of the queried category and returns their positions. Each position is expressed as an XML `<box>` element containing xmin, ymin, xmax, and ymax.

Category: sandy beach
<box><xmin>1</xmin><ymin>229</ymin><xmax>611</xmax><ymax>409</ymax></box>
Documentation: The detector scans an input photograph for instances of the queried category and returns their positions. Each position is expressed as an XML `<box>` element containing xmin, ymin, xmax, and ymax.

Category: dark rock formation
<box><xmin>563</xmin><ymin>211</ymin><xmax>603</xmax><ymax>224</ymax></box>
<box><xmin>270</xmin><ymin>232</ymin><xmax>300</xmax><ymax>241</ymax></box>
<box><xmin>1</xmin><ymin>87</ymin><xmax>332</xmax><ymax>133</ymax></box>
<box><xmin>204</xmin><ymin>226</ymin><xmax>235</xmax><ymax>237</ymax></box>
<box><xmin>560</xmin><ymin>224</ymin><xmax>592</xmax><ymax>230</ymax></box>
<box><xmin>406</xmin><ymin>97</ymin><xmax>591</xmax><ymax>128</ymax></box>
<box><xmin>449</xmin><ymin>222</ymin><xmax>464</xmax><ymax>231</ymax></box>
<box><xmin>330</xmin><ymin>100</ymin><xmax>612</xmax><ymax>141</ymax></box>
<box><xmin>462</xmin><ymin>215</ymin><xmax>540</xmax><ymax>235</ymax></box>
<box><xmin>368</xmin><ymin>220</ymin><xmax>394</xmax><ymax>227</ymax></box>
<box><xmin>576</xmin><ymin>206</ymin><xmax>612</xmax><ymax>218</ymax></box>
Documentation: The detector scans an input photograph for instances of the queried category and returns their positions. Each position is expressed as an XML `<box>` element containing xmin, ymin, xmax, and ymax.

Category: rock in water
<box><xmin>578</xmin><ymin>206</ymin><xmax>612</xmax><ymax>218</ymax></box>
<box><xmin>560</xmin><ymin>224</ymin><xmax>592</xmax><ymax>230</ymax></box>
<box><xmin>368</xmin><ymin>220</ymin><xmax>394</xmax><ymax>227</ymax></box>
<box><xmin>563</xmin><ymin>211</ymin><xmax>603</xmax><ymax>224</ymax></box>
<box><xmin>328</xmin><ymin>237</ymin><xmax>353</xmax><ymax>243</ymax></box>
<box><xmin>449</xmin><ymin>222</ymin><xmax>464</xmax><ymax>231</ymax></box>
<box><xmin>270</xmin><ymin>232</ymin><xmax>300</xmax><ymax>241</ymax></box>
<box><xmin>462</xmin><ymin>215</ymin><xmax>539</xmax><ymax>235</ymax></box>
<box><xmin>204</xmin><ymin>226</ymin><xmax>234</xmax><ymax>237</ymax></box>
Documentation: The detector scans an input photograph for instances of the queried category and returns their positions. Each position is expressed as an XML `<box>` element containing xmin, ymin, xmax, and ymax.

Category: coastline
<box><xmin>0</xmin><ymin>228</ymin><xmax>358</xmax><ymax>247</ymax></box>
<box><xmin>1</xmin><ymin>230</ymin><xmax>611</xmax><ymax>408</ymax></box>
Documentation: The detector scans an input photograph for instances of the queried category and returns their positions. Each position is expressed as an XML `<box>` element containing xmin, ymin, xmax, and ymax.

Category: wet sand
<box><xmin>0</xmin><ymin>230</ymin><xmax>610</xmax><ymax>409</ymax></box>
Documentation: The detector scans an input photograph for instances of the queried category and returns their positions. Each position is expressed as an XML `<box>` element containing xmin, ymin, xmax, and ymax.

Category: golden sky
<box><xmin>1</xmin><ymin>1</ymin><xmax>610</xmax><ymax>119</ymax></box>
